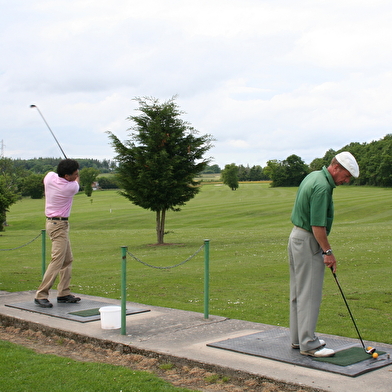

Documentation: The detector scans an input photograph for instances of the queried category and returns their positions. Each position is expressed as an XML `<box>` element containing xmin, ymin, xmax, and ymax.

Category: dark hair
<box><xmin>57</xmin><ymin>159</ymin><xmax>79</xmax><ymax>178</ymax></box>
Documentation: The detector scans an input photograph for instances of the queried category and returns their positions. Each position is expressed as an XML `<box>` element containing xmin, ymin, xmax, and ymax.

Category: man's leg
<box><xmin>289</xmin><ymin>227</ymin><xmax>325</xmax><ymax>351</ymax></box>
<box><xmin>288</xmin><ymin>228</ymin><xmax>299</xmax><ymax>347</ymax></box>
<box><xmin>56</xmin><ymin>237</ymin><xmax>73</xmax><ymax>297</ymax></box>
<box><xmin>36</xmin><ymin>221</ymin><xmax>68</xmax><ymax>300</ymax></box>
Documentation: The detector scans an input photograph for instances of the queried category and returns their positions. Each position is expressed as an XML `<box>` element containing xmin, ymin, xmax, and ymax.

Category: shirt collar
<box><xmin>322</xmin><ymin>166</ymin><xmax>336</xmax><ymax>189</ymax></box>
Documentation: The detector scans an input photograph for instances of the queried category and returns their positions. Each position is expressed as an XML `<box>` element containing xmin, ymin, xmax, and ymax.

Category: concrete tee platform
<box><xmin>1</xmin><ymin>290</ymin><xmax>391</xmax><ymax>392</ymax></box>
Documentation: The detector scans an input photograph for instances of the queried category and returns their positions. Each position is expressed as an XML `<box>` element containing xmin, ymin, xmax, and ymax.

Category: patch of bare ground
<box><xmin>0</xmin><ymin>325</ymin><xmax>325</xmax><ymax>392</ymax></box>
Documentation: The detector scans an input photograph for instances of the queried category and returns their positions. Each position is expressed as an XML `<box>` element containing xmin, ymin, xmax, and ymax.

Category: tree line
<box><xmin>221</xmin><ymin>134</ymin><xmax>392</xmax><ymax>189</ymax></box>
<box><xmin>13</xmin><ymin>157</ymin><xmax>117</xmax><ymax>174</ymax></box>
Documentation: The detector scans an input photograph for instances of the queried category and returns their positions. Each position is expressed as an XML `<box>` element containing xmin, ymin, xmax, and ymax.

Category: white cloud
<box><xmin>228</xmin><ymin>139</ymin><xmax>250</xmax><ymax>149</ymax></box>
<box><xmin>1</xmin><ymin>0</ymin><xmax>392</xmax><ymax>167</ymax></box>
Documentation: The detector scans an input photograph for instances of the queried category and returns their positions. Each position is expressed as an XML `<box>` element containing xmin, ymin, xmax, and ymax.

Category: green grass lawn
<box><xmin>0</xmin><ymin>340</ymin><xmax>193</xmax><ymax>392</ymax></box>
<box><xmin>1</xmin><ymin>183</ymin><xmax>391</xmax><ymax>344</ymax></box>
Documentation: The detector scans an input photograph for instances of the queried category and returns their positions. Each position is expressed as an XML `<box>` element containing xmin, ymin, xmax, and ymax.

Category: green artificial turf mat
<box><xmin>69</xmin><ymin>308</ymin><xmax>101</xmax><ymax>317</ymax></box>
<box><xmin>313</xmin><ymin>347</ymin><xmax>385</xmax><ymax>366</ymax></box>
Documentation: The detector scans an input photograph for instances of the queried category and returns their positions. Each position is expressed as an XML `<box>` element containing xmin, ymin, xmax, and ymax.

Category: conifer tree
<box><xmin>108</xmin><ymin>96</ymin><xmax>214</xmax><ymax>244</ymax></box>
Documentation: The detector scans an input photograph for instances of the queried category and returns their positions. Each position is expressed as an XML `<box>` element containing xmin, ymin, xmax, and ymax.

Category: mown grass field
<box><xmin>1</xmin><ymin>183</ymin><xmax>391</xmax><ymax>344</ymax></box>
<box><xmin>0</xmin><ymin>340</ymin><xmax>192</xmax><ymax>392</ymax></box>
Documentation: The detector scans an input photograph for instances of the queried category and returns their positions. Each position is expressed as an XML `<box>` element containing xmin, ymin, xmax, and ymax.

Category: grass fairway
<box><xmin>1</xmin><ymin>183</ymin><xmax>391</xmax><ymax>344</ymax></box>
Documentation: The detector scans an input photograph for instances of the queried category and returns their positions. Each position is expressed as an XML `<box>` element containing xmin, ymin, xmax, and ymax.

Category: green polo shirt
<box><xmin>291</xmin><ymin>166</ymin><xmax>336</xmax><ymax>235</ymax></box>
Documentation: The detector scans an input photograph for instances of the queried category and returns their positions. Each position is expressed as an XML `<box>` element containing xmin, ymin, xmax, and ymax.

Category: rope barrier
<box><xmin>0</xmin><ymin>232</ymin><xmax>42</xmax><ymax>251</ymax></box>
<box><xmin>120</xmin><ymin>240</ymin><xmax>210</xmax><ymax>335</ymax></box>
<box><xmin>126</xmin><ymin>243</ymin><xmax>205</xmax><ymax>269</ymax></box>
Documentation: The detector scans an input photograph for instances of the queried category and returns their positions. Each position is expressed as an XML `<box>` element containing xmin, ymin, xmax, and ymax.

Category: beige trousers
<box><xmin>36</xmin><ymin>220</ymin><xmax>73</xmax><ymax>299</ymax></box>
<box><xmin>288</xmin><ymin>226</ymin><xmax>325</xmax><ymax>351</ymax></box>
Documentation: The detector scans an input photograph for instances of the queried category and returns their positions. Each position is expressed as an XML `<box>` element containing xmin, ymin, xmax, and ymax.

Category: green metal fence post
<box><xmin>121</xmin><ymin>246</ymin><xmax>127</xmax><ymax>335</ymax></box>
<box><xmin>41</xmin><ymin>229</ymin><xmax>46</xmax><ymax>278</ymax></box>
<box><xmin>204</xmin><ymin>239</ymin><xmax>210</xmax><ymax>319</ymax></box>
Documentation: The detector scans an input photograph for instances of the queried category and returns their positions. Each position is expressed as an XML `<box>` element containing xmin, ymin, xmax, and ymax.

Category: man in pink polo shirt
<box><xmin>35</xmin><ymin>159</ymin><xmax>81</xmax><ymax>308</ymax></box>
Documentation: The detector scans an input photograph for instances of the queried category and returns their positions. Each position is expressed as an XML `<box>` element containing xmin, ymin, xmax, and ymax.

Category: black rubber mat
<box><xmin>207</xmin><ymin>328</ymin><xmax>392</xmax><ymax>377</ymax></box>
<box><xmin>5</xmin><ymin>299</ymin><xmax>149</xmax><ymax>323</ymax></box>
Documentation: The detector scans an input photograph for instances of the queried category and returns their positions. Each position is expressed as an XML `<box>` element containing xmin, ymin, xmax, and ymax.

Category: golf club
<box><xmin>330</xmin><ymin>268</ymin><xmax>376</xmax><ymax>355</ymax></box>
<box><xmin>30</xmin><ymin>104</ymin><xmax>68</xmax><ymax>159</ymax></box>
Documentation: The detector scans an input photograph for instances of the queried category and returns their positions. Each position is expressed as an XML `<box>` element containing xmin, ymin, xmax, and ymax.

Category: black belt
<box><xmin>47</xmin><ymin>217</ymin><xmax>68</xmax><ymax>221</ymax></box>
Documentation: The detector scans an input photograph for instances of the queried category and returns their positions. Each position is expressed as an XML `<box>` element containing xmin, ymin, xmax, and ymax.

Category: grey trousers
<box><xmin>288</xmin><ymin>226</ymin><xmax>325</xmax><ymax>351</ymax></box>
<box><xmin>36</xmin><ymin>220</ymin><xmax>73</xmax><ymax>299</ymax></box>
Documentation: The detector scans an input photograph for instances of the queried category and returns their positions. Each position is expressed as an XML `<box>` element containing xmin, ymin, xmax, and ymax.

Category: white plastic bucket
<box><xmin>99</xmin><ymin>306</ymin><xmax>121</xmax><ymax>329</ymax></box>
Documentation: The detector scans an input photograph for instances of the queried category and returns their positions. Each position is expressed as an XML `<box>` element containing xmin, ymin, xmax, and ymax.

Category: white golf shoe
<box><xmin>291</xmin><ymin>339</ymin><xmax>326</xmax><ymax>349</ymax></box>
<box><xmin>300</xmin><ymin>347</ymin><xmax>335</xmax><ymax>357</ymax></box>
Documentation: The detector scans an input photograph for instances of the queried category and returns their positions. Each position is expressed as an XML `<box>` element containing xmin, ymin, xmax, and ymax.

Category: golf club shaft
<box><xmin>30</xmin><ymin>105</ymin><xmax>68</xmax><ymax>159</ymax></box>
<box><xmin>330</xmin><ymin>268</ymin><xmax>366</xmax><ymax>351</ymax></box>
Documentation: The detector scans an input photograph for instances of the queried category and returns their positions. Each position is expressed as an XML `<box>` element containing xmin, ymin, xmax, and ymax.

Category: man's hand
<box><xmin>324</xmin><ymin>254</ymin><xmax>337</xmax><ymax>273</ymax></box>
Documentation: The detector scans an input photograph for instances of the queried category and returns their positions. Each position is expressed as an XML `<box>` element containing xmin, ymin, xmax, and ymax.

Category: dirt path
<box><xmin>0</xmin><ymin>325</ymin><xmax>323</xmax><ymax>392</ymax></box>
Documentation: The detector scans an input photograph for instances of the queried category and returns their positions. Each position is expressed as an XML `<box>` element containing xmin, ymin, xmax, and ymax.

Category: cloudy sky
<box><xmin>1</xmin><ymin>0</ymin><xmax>391</xmax><ymax>168</ymax></box>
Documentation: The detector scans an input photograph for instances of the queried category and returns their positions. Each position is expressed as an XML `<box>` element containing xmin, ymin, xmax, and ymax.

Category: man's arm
<box><xmin>312</xmin><ymin>225</ymin><xmax>337</xmax><ymax>272</ymax></box>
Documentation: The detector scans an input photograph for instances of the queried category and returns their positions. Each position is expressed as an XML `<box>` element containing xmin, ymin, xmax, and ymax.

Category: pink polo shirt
<box><xmin>44</xmin><ymin>171</ymin><xmax>79</xmax><ymax>218</ymax></box>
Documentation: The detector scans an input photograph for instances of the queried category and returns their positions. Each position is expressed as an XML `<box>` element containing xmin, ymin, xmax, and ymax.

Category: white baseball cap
<box><xmin>335</xmin><ymin>151</ymin><xmax>359</xmax><ymax>178</ymax></box>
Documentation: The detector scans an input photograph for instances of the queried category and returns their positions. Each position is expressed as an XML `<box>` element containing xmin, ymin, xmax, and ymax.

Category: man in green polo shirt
<box><xmin>288</xmin><ymin>151</ymin><xmax>359</xmax><ymax>358</ymax></box>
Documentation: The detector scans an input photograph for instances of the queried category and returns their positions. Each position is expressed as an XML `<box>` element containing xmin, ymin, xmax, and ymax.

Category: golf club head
<box><xmin>366</xmin><ymin>346</ymin><xmax>376</xmax><ymax>355</ymax></box>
